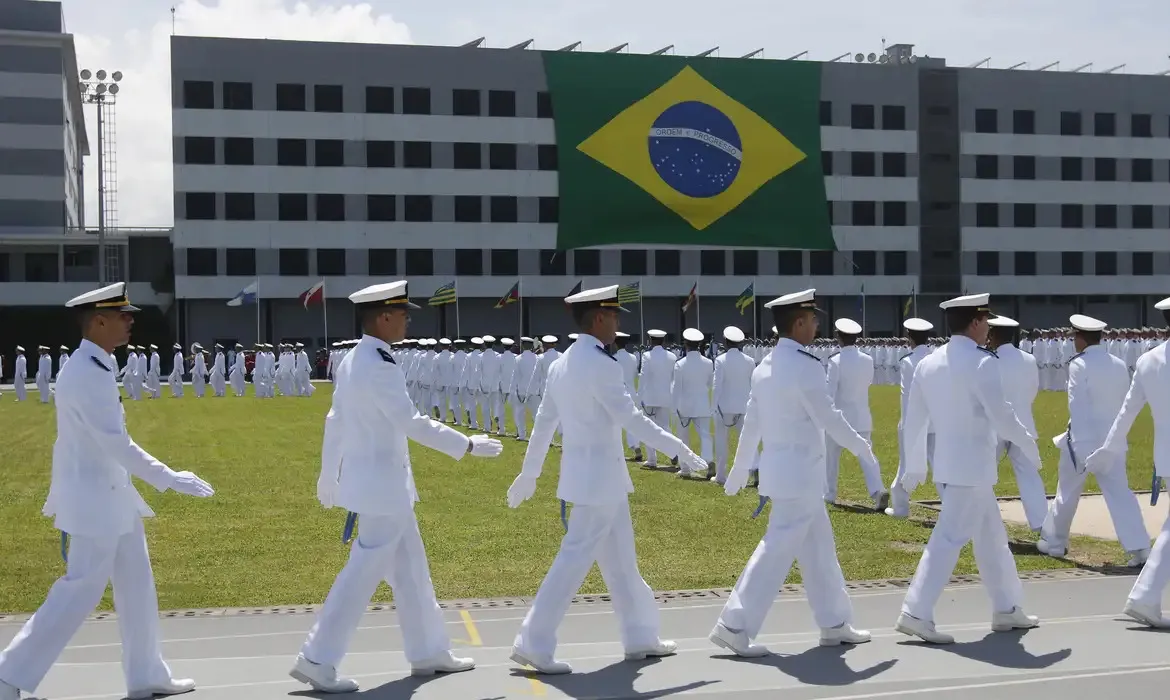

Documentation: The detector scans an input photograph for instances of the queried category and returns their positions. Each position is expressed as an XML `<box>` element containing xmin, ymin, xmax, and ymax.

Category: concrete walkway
<box><xmin>999</xmin><ymin>494</ymin><xmax>1166</xmax><ymax>540</ymax></box>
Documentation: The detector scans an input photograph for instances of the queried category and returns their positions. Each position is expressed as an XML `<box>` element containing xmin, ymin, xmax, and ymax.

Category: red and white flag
<box><xmin>299</xmin><ymin>279</ymin><xmax>325</xmax><ymax>308</ymax></box>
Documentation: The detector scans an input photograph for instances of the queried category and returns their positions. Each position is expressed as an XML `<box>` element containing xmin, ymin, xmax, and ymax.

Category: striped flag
<box><xmin>682</xmin><ymin>282</ymin><xmax>697</xmax><ymax>312</ymax></box>
<box><xmin>617</xmin><ymin>281</ymin><xmax>641</xmax><ymax>305</ymax></box>
<box><xmin>428</xmin><ymin>281</ymin><xmax>457</xmax><ymax>306</ymax></box>
<box><xmin>299</xmin><ymin>279</ymin><xmax>325</xmax><ymax>308</ymax></box>
<box><xmin>494</xmin><ymin>281</ymin><xmax>520</xmax><ymax>309</ymax></box>
<box><xmin>735</xmin><ymin>283</ymin><xmax>754</xmax><ymax>315</ymax></box>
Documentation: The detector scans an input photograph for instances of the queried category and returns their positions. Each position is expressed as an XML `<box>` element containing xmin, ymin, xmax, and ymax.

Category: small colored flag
<box><xmin>682</xmin><ymin>282</ymin><xmax>697</xmax><ymax>312</ymax></box>
<box><xmin>564</xmin><ymin>280</ymin><xmax>582</xmax><ymax>309</ymax></box>
<box><xmin>495</xmin><ymin>281</ymin><xmax>520</xmax><ymax>309</ymax></box>
<box><xmin>429</xmin><ymin>281</ymin><xmax>457</xmax><ymax>306</ymax></box>
<box><xmin>299</xmin><ymin>279</ymin><xmax>325</xmax><ymax>309</ymax></box>
<box><xmin>903</xmin><ymin>297</ymin><xmax>913</xmax><ymax>318</ymax></box>
<box><xmin>226</xmin><ymin>280</ymin><xmax>258</xmax><ymax>307</ymax></box>
<box><xmin>617</xmin><ymin>282</ymin><xmax>641</xmax><ymax>305</ymax></box>
<box><xmin>735</xmin><ymin>283</ymin><xmax>754</xmax><ymax>315</ymax></box>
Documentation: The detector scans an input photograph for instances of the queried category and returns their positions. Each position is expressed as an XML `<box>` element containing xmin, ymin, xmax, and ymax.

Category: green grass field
<box><xmin>0</xmin><ymin>383</ymin><xmax>1155</xmax><ymax>614</ymax></box>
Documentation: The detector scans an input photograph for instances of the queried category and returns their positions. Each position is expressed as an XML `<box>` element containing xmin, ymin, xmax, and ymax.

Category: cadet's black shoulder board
<box><xmin>1069</xmin><ymin>351</ymin><xmax>1085</xmax><ymax>363</ymax></box>
<box><xmin>976</xmin><ymin>346</ymin><xmax>999</xmax><ymax>359</ymax></box>
<box><xmin>596</xmin><ymin>345</ymin><xmax>616</xmax><ymax>361</ymax></box>
<box><xmin>899</xmin><ymin>352</ymin><xmax>912</xmax><ymax>362</ymax></box>
<box><xmin>90</xmin><ymin>356</ymin><xmax>110</xmax><ymax>371</ymax></box>
<box><xmin>828</xmin><ymin>351</ymin><xmax>840</xmax><ymax>359</ymax></box>
<box><xmin>376</xmin><ymin>348</ymin><xmax>396</xmax><ymax>364</ymax></box>
<box><xmin>796</xmin><ymin>349</ymin><xmax>821</xmax><ymax>362</ymax></box>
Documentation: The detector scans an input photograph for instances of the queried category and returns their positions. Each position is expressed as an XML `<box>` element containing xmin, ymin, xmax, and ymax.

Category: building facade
<box><xmin>169</xmin><ymin>35</ymin><xmax>1170</xmax><ymax>345</ymax></box>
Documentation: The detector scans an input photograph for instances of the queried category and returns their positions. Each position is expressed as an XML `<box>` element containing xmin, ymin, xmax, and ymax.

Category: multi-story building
<box><xmin>170</xmin><ymin>35</ymin><xmax>1170</xmax><ymax>345</ymax></box>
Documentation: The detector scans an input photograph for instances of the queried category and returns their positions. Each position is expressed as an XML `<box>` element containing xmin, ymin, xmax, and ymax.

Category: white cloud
<box><xmin>73</xmin><ymin>0</ymin><xmax>413</xmax><ymax>229</ymax></box>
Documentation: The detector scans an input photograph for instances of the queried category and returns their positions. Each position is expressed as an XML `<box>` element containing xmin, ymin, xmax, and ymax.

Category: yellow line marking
<box><xmin>459</xmin><ymin>610</ymin><xmax>482</xmax><ymax>646</ymax></box>
<box><xmin>528</xmin><ymin>677</ymin><xmax>548</xmax><ymax>695</ymax></box>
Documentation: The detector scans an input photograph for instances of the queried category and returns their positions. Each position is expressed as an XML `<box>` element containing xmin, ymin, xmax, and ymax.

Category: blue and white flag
<box><xmin>227</xmin><ymin>280</ymin><xmax>258</xmax><ymax>307</ymax></box>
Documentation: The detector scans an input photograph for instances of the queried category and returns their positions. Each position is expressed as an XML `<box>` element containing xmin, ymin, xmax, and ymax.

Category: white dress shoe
<box><xmin>1035</xmin><ymin>539</ymin><xmax>1066</xmax><ymax>557</ymax></box>
<box><xmin>884</xmin><ymin>507</ymin><xmax>908</xmax><ymax>518</ymax></box>
<box><xmin>708</xmin><ymin>622</ymin><xmax>770</xmax><ymax>657</ymax></box>
<box><xmin>991</xmin><ymin>606</ymin><xmax>1039</xmax><ymax>632</ymax></box>
<box><xmin>1127</xmin><ymin>548</ymin><xmax>1150</xmax><ymax>568</ymax></box>
<box><xmin>820</xmin><ymin>623</ymin><xmax>872</xmax><ymax>646</ymax></box>
<box><xmin>895</xmin><ymin>612</ymin><xmax>954</xmax><ymax>644</ymax></box>
<box><xmin>126</xmin><ymin>678</ymin><xmax>196</xmax><ymax>699</ymax></box>
<box><xmin>410</xmin><ymin>651</ymin><xmax>475</xmax><ymax>676</ymax></box>
<box><xmin>625</xmin><ymin>639</ymin><xmax>677</xmax><ymax>660</ymax></box>
<box><xmin>872</xmin><ymin>490</ymin><xmax>891</xmax><ymax>512</ymax></box>
<box><xmin>510</xmin><ymin>647</ymin><xmax>572</xmax><ymax>674</ymax></box>
<box><xmin>1123</xmin><ymin>599</ymin><xmax>1170</xmax><ymax>628</ymax></box>
<box><xmin>288</xmin><ymin>654</ymin><xmax>359</xmax><ymax>693</ymax></box>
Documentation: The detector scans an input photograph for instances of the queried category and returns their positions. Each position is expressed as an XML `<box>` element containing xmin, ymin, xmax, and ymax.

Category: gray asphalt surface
<box><xmin>4</xmin><ymin>572</ymin><xmax>1169</xmax><ymax>699</ymax></box>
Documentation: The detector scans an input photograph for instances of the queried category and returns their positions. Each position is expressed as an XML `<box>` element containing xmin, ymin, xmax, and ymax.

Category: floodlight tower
<box><xmin>79</xmin><ymin>69</ymin><xmax>122</xmax><ymax>284</ymax></box>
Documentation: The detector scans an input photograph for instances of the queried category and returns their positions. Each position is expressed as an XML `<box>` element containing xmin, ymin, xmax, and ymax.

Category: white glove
<box><xmin>170</xmin><ymin>470</ymin><xmax>214</xmax><ymax>497</ymax></box>
<box><xmin>469</xmin><ymin>434</ymin><xmax>503</xmax><ymax>457</ymax></box>
<box><xmin>317</xmin><ymin>475</ymin><xmax>338</xmax><ymax>508</ymax></box>
<box><xmin>676</xmin><ymin>448</ymin><xmax>707</xmax><ymax>474</ymax></box>
<box><xmin>507</xmin><ymin>473</ymin><xmax>537</xmax><ymax>508</ymax></box>
<box><xmin>724</xmin><ymin>465</ymin><xmax>749</xmax><ymax>496</ymax></box>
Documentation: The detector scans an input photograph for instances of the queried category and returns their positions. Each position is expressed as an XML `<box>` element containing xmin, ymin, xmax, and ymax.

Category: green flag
<box><xmin>543</xmin><ymin>52</ymin><xmax>832</xmax><ymax>251</ymax></box>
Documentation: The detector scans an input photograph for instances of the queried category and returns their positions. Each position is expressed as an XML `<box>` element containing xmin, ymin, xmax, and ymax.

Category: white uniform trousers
<box><xmin>717</xmin><ymin>497</ymin><xmax>852</xmax><ymax>638</ymax></box>
<box><xmin>301</xmin><ymin>511</ymin><xmax>450</xmax><ymax>667</ymax></box>
<box><xmin>514</xmin><ymin>499</ymin><xmax>659</xmax><ymax>657</ymax></box>
<box><xmin>713</xmin><ymin>412</ymin><xmax>743</xmax><ymax>483</ymax></box>
<box><xmin>210</xmin><ymin>372</ymin><xmax>225</xmax><ymax>397</ymax></box>
<box><xmin>147</xmin><ymin>371</ymin><xmax>161</xmax><ymax>398</ymax></box>
<box><xmin>168</xmin><ymin>372</ymin><xmax>183</xmax><ymax>397</ymax></box>
<box><xmin>997</xmin><ymin>440</ymin><xmax>1048</xmax><ymax>531</ymax></box>
<box><xmin>192</xmin><ymin>374</ymin><xmax>206</xmax><ymax>398</ymax></box>
<box><xmin>902</xmin><ymin>484</ymin><xmax>1023</xmax><ymax>621</ymax></box>
<box><xmin>677</xmin><ymin>415</ymin><xmax>713</xmax><ymax>462</ymax></box>
<box><xmin>510</xmin><ymin>397</ymin><xmax>530</xmax><ymax>439</ymax></box>
<box><xmin>0</xmin><ymin>519</ymin><xmax>171</xmax><ymax>693</ymax></box>
<box><xmin>1129</xmin><ymin>507</ymin><xmax>1170</xmax><ymax>607</ymax></box>
<box><xmin>489</xmin><ymin>391</ymin><xmax>505</xmax><ymax>433</ymax></box>
<box><xmin>229</xmin><ymin>372</ymin><xmax>245</xmax><ymax>396</ymax></box>
<box><xmin>477</xmin><ymin>390</ymin><xmax>498</xmax><ymax>431</ymax></box>
<box><xmin>13</xmin><ymin>378</ymin><xmax>26</xmax><ymax>401</ymax></box>
<box><xmin>461</xmin><ymin>387</ymin><xmax>476</xmax><ymax>425</ymax></box>
<box><xmin>36</xmin><ymin>375</ymin><xmax>50</xmax><ymax>403</ymax></box>
<box><xmin>1041</xmin><ymin>449</ymin><xmax>1149</xmax><ymax>553</ymax></box>
<box><xmin>825</xmin><ymin>432</ymin><xmax>883</xmax><ymax>501</ymax></box>
<box><xmin>639</xmin><ymin>407</ymin><xmax>673</xmax><ymax>466</ymax></box>
<box><xmin>889</xmin><ymin>433</ymin><xmax>935</xmax><ymax>516</ymax></box>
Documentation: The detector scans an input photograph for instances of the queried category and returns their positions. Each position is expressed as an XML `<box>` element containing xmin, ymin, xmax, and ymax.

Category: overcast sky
<box><xmin>58</xmin><ymin>0</ymin><xmax>1170</xmax><ymax>229</ymax></box>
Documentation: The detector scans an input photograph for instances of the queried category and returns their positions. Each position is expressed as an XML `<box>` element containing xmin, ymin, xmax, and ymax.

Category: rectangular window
<box><xmin>540</xmin><ymin>249</ymin><xmax>567</xmax><ymax>275</ymax></box>
<box><xmin>1094</xmin><ymin>204</ymin><xmax>1118</xmax><ymax>229</ymax></box>
<box><xmin>1060</xmin><ymin>204</ymin><xmax>1083</xmax><ymax>228</ymax></box>
<box><xmin>537</xmin><ymin>144</ymin><xmax>558</xmax><ymax>171</ymax></box>
<box><xmin>1061</xmin><ymin>251</ymin><xmax>1083</xmax><ymax>275</ymax></box>
<box><xmin>1094</xmin><ymin>157</ymin><xmax>1117</xmax><ymax>182</ymax></box>
<box><xmin>851</xmin><ymin>201</ymin><xmax>876</xmax><ymax>226</ymax></box>
<box><xmin>490</xmin><ymin>249</ymin><xmax>519</xmax><ymax>276</ymax></box>
<box><xmin>852</xmin><ymin>250</ymin><xmax>876</xmax><ymax>275</ymax></box>
<box><xmin>455</xmin><ymin>249</ymin><xmax>483</xmax><ymax>276</ymax></box>
<box><xmin>185</xmin><ymin>192</ymin><xmax>216</xmax><ymax>220</ymax></box>
<box><xmin>808</xmin><ymin>250</ymin><xmax>833</xmax><ymax>275</ymax></box>
<box><xmin>452</xmin><ymin>89</ymin><xmax>480</xmax><ymax>116</ymax></box>
<box><xmin>1094</xmin><ymin>251</ymin><xmax>1117</xmax><ymax>276</ymax></box>
<box><xmin>279</xmin><ymin>248</ymin><xmax>310</xmax><ymax>276</ymax></box>
<box><xmin>223</xmin><ymin>137</ymin><xmax>253</xmax><ymax>165</ymax></box>
<box><xmin>404</xmin><ymin>195</ymin><xmax>433</xmax><ymax>222</ymax></box>
<box><xmin>225</xmin><ymin>248</ymin><xmax>255</xmax><ymax>276</ymax></box>
<box><xmin>489</xmin><ymin>196</ymin><xmax>518</xmax><ymax>223</ymax></box>
<box><xmin>821</xmin><ymin>151</ymin><xmax>833</xmax><ymax>175</ymax></box>
<box><xmin>974</xmin><ymin>108</ymin><xmax>997</xmax><ymax>133</ymax></box>
<box><xmin>975</xmin><ymin>203</ymin><xmax>999</xmax><ymax>227</ymax></box>
<box><xmin>1014</xmin><ymin>251</ymin><xmax>1037</xmax><ymax>276</ymax></box>
<box><xmin>184</xmin><ymin>136</ymin><xmax>215</xmax><ymax>164</ymax></box>
<box><xmin>881</xmin><ymin>105</ymin><xmax>906</xmax><ymax>130</ymax></box>
<box><xmin>538</xmin><ymin>197</ymin><xmax>558</xmax><ymax>223</ymax></box>
<box><xmin>819</xmin><ymin>101</ymin><xmax>832</xmax><ymax>126</ymax></box>
<box><xmin>1060</xmin><ymin>157</ymin><xmax>1082</xmax><ymax>181</ymax></box>
<box><xmin>536</xmin><ymin>91</ymin><xmax>553</xmax><ymax>118</ymax></box>
<box><xmin>975</xmin><ymin>251</ymin><xmax>999</xmax><ymax>276</ymax></box>
<box><xmin>1094</xmin><ymin>112</ymin><xmax>1116</xmax><ymax>137</ymax></box>
<box><xmin>277</xmin><ymin>139</ymin><xmax>307</xmax><ymax>166</ymax></box>
<box><xmin>851</xmin><ymin>151</ymin><xmax>876</xmax><ymax>176</ymax></box>
<box><xmin>1132</xmin><ymin>158</ymin><xmax>1153</xmax><ymax>182</ymax></box>
<box><xmin>223</xmin><ymin>193</ymin><xmax>255</xmax><ymax>221</ymax></box>
<box><xmin>402</xmin><ymin>141</ymin><xmax>432</xmax><ymax>168</ymax></box>
<box><xmin>317</xmin><ymin>248</ymin><xmax>346</xmax><ymax>276</ymax></box>
<box><xmin>882</xmin><ymin>201</ymin><xmax>908</xmax><ymax>226</ymax></box>
<box><xmin>186</xmin><ymin>248</ymin><xmax>218</xmax><ymax>276</ymax></box>
<box><xmin>1131</xmin><ymin>113</ymin><xmax>1153</xmax><ymax>138</ymax></box>
<box><xmin>1060</xmin><ymin>111</ymin><xmax>1082</xmax><ymax>136</ymax></box>
<box><xmin>365</xmin><ymin>86</ymin><xmax>394</xmax><ymax>114</ymax></box>
<box><xmin>1013</xmin><ymin>203</ymin><xmax>1036</xmax><ymax>228</ymax></box>
<box><xmin>366</xmin><ymin>195</ymin><xmax>396</xmax><ymax>222</ymax></box>
<box><xmin>851</xmin><ymin>104</ymin><xmax>875</xmax><ymax>129</ymax></box>
<box><xmin>453</xmin><ymin>142</ymin><xmax>481</xmax><ymax>169</ymax></box>
<box><xmin>489</xmin><ymin>143</ymin><xmax>517</xmax><ymax>170</ymax></box>
<box><xmin>401</xmin><ymin>87</ymin><xmax>431</xmax><ymax>115</ymax></box>
<box><xmin>488</xmin><ymin>90</ymin><xmax>516</xmax><ymax>117</ymax></box>
<box><xmin>276</xmin><ymin>83</ymin><xmax>306</xmax><ymax>111</ymax></box>
<box><xmin>574</xmin><ymin>249</ymin><xmax>601</xmax><ymax>276</ymax></box>
<box><xmin>278</xmin><ymin>193</ymin><xmax>308</xmax><ymax>221</ymax></box>
<box><xmin>1013</xmin><ymin>155</ymin><xmax>1036</xmax><ymax>180</ymax></box>
<box><xmin>884</xmin><ymin>251</ymin><xmax>907</xmax><ymax>276</ymax></box>
<box><xmin>315</xmin><ymin>194</ymin><xmax>345</xmax><ymax>222</ymax></box>
<box><xmin>881</xmin><ymin>152</ymin><xmax>907</xmax><ymax>177</ymax></box>
<box><xmin>453</xmin><ymin>196</ymin><xmax>482</xmax><ymax>222</ymax></box>
<box><xmin>404</xmin><ymin>249</ymin><xmax>433</xmax><ymax>275</ymax></box>
<box><xmin>366</xmin><ymin>141</ymin><xmax>394</xmax><ymax>168</ymax></box>
<box><xmin>1133</xmin><ymin>252</ymin><xmax>1154</xmax><ymax>275</ymax></box>
<box><xmin>314</xmin><ymin>85</ymin><xmax>343</xmax><ymax>112</ymax></box>
<box><xmin>222</xmin><ymin>82</ymin><xmax>252</xmax><ymax>110</ymax></box>
<box><xmin>700</xmin><ymin>249</ymin><xmax>726</xmax><ymax>276</ymax></box>
<box><xmin>314</xmin><ymin>140</ymin><xmax>345</xmax><ymax>167</ymax></box>
<box><xmin>1132</xmin><ymin>204</ymin><xmax>1154</xmax><ymax>229</ymax></box>
<box><xmin>975</xmin><ymin>155</ymin><xmax>998</xmax><ymax>179</ymax></box>
<box><xmin>621</xmin><ymin>250</ymin><xmax>648</xmax><ymax>276</ymax></box>
<box><xmin>732</xmin><ymin>250</ymin><xmax>758</xmax><ymax>276</ymax></box>
<box><xmin>368</xmin><ymin>248</ymin><xmax>396</xmax><ymax>275</ymax></box>
<box><xmin>182</xmin><ymin>80</ymin><xmax>214</xmax><ymax>109</ymax></box>
<box><xmin>654</xmin><ymin>249</ymin><xmax>680</xmax><ymax>275</ymax></box>
<box><xmin>1012</xmin><ymin>109</ymin><xmax>1035</xmax><ymax>134</ymax></box>
<box><xmin>777</xmin><ymin>250</ymin><xmax>803</xmax><ymax>275</ymax></box>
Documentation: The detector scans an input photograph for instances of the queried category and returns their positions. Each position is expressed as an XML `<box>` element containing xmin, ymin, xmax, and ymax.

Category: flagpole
<box><xmin>912</xmin><ymin>284</ymin><xmax>917</xmax><ymax>317</ymax></box>
<box><xmin>861</xmin><ymin>283</ymin><xmax>867</xmax><ymax>338</ymax></box>
<box><xmin>638</xmin><ymin>277</ymin><xmax>645</xmax><ymax>340</ymax></box>
<box><xmin>454</xmin><ymin>280</ymin><xmax>461</xmax><ymax>338</ymax></box>
<box><xmin>752</xmin><ymin>277</ymin><xmax>758</xmax><ymax>339</ymax></box>
<box><xmin>322</xmin><ymin>281</ymin><xmax>329</xmax><ymax>349</ymax></box>
<box><xmin>255</xmin><ymin>276</ymin><xmax>261</xmax><ymax>344</ymax></box>
<box><xmin>695</xmin><ymin>277</ymin><xmax>701</xmax><ymax>329</ymax></box>
<box><xmin>517</xmin><ymin>277</ymin><xmax>523</xmax><ymax>340</ymax></box>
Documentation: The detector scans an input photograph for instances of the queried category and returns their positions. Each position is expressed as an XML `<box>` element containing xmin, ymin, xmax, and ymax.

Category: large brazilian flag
<box><xmin>543</xmin><ymin>51</ymin><xmax>834</xmax><ymax>251</ymax></box>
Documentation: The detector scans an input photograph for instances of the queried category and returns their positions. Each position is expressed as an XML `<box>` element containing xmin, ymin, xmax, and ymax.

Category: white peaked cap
<box><xmin>520</xmin><ymin>336</ymin><xmax>533</xmax><ymax>342</ymax></box>
<box><xmin>988</xmin><ymin>316</ymin><xmax>1019</xmax><ymax>328</ymax></box>
<box><xmin>647</xmin><ymin>329</ymin><xmax>667</xmax><ymax>338</ymax></box>
<box><xmin>764</xmin><ymin>288</ymin><xmax>817</xmax><ymax>309</ymax></box>
<box><xmin>1155</xmin><ymin>296</ymin><xmax>1170</xmax><ymax>311</ymax></box>
<box><xmin>771</xmin><ymin>326</ymin><xmax>777</xmax><ymax>334</ymax></box>
<box><xmin>471</xmin><ymin>337</ymin><xmax>484</xmax><ymax>345</ymax></box>
<box><xmin>173</xmin><ymin>343</ymin><xmax>181</xmax><ymax>349</ymax></box>
<box><xmin>440</xmin><ymin>338</ymin><xmax>451</xmax><ymax>344</ymax></box>
<box><xmin>615</xmin><ymin>331</ymin><xmax>630</xmax><ymax>338</ymax></box>
<box><xmin>682</xmin><ymin>327</ymin><xmax>704</xmax><ymax>342</ymax></box>
<box><xmin>568</xmin><ymin>333</ymin><xmax>579</xmax><ymax>339</ymax></box>
<box><xmin>834</xmin><ymin>318</ymin><xmax>863</xmax><ymax>335</ymax></box>
<box><xmin>564</xmin><ymin>284</ymin><xmax>627</xmax><ymax>310</ymax></box>
<box><xmin>1070</xmin><ymin>314</ymin><xmax>1107</xmax><ymax>332</ymax></box>
<box><xmin>482</xmin><ymin>334</ymin><xmax>496</xmax><ymax>343</ymax></box>
<box><xmin>501</xmin><ymin>337</ymin><xmax>514</xmax><ymax>345</ymax></box>
<box><xmin>64</xmin><ymin>281</ymin><xmax>140</xmax><ymax>312</ymax></box>
<box><xmin>453</xmin><ymin>339</ymin><xmax>465</xmax><ymax>344</ymax></box>
<box><xmin>903</xmin><ymin>317</ymin><xmax>934</xmax><ymax>332</ymax></box>
<box><xmin>723</xmin><ymin>326</ymin><xmax>745</xmax><ymax>342</ymax></box>
<box><xmin>939</xmin><ymin>292</ymin><xmax>990</xmax><ymax>310</ymax></box>
<box><xmin>542</xmin><ymin>334</ymin><xmax>558</xmax><ymax>343</ymax></box>
<box><xmin>15</xmin><ymin>345</ymin><xmax>23</xmax><ymax>352</ymax></box>
<box><xmin>348</xmin><ymin>280</ymin><xmax>419</xmax><ymax>309</ymax></box>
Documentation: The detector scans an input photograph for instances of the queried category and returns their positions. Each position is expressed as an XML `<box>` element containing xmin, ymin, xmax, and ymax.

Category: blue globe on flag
<box><xmin>648</xmin><ymin>101</ymin><xmax>743</xmax><ymax>199</ymax></box>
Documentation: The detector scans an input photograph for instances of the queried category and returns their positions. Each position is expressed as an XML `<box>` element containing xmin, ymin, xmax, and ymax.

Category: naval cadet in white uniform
<box><xmin>1040</xmin><ymin>314</ymin><xmax>1151</xmax><ymax>566</ymax></box>
<box><xmin>291</xmin><ymin>281</ymin><xmax>505</xmax><ymax>693</ymax></box>
<box><xmin>887</xmin><ymin>318</ymin><xmax>935</xmax><ymax>518</ymax></box>
<box><xmin>0</xmin><ymin>282</ymin><xmax>215</xmax><ymax>700</ymax></box>
<box><xmin>637</xmin><ymin>329</ymin><xmax>679</xmax><ymax>468</ymax></box>
<box><xmin>711</xmin><ymin>290</ymin><xmax>876</xmax><ymax>656</ymax></box>
<box><xmin>824</xmin><ymin>317</ymin><xmax>887</xmax><ymax>510</ymax></box>
<box><xmin>985</xmin><ymin>316</ymin><xmax>1048</xmax><ymax>532</ymax></box>
<box><xmin>711</xmin><ymin>326</ymin><xmax>757</xmax><ymax>485</ymax></box>
<box><xmin>506</xmin><ymin>285</ymin><xmax>707</xmax><ymax>674</ymax></box>
<box><xmin>673</xmin><ymin>327</ymin><xmax>715</xmax><ymax>476</ymax></box>
<box><xmin>1084</xmin><ymin>297</ymin><xmax>1170</xmax><ymax>628</ymax></box>
<box><xmin>896</xmin><ymin>293</ymin><xmax>1041</xmax><ymax>643</ymax></box>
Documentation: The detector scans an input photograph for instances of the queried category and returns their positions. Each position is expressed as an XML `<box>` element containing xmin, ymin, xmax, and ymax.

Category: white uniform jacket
<box><xmin>826</xmin><ymin>346</ymin><xmax>874</xmax><ymax>433</ymax></box>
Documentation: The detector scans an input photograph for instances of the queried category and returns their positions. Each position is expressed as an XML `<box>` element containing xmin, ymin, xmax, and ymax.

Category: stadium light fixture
<box><xmin>79</xmin><ymin>68</ymin><xmax>123</xmax><ymax>285</ymax></box>
<box><xmin>1037</xmin><ymin>60</ymin><xmax>1059</xmax><ymax>71</ymax></box>
<box><xmin>461</xmin><ymin>37</ymin><xmax>485</xmax><ymax>48</ymax></box>
<box><xmin>829</xmin><ymin>52</ymin><xmax>850</xmax><ymax>62</ymax></box>
<box><xmin>741</xmin><ymin>48</ymin><xmax>764</xmax><ymax>59</ymax></box>
<box><xmin>1101</xmin><ymin>63</ymin><xmax>1125</xmax><ymax>73</ymax></box>
<box><xmin>1071</xmin><ymin>62</ymin><xmax>1092</xmax><ymax>72</ymax></box>
<box><xmin>695</xmin><ymin>47</ymin><xmax>718</xmax><ymax>58</ymax></box>
<box><xmin>558</xmin><ymin>41</ymin><xmax>581</xmax><ymax>51</ymax></box>
<box><xmin>605</xmin><ymin>43</ymin><xmax>628</xmax><ymax>53</ymax></box>
<box><xmin>1007</xmin><ymin>61</ymin><xmax>1027</xmax><ymax>70</ymax></box>
<box><xmin>650</xmin><ymin>45</ymin><xmax>674</xmax><ymax>55</ymax></box>
<box><xmin>968</xmin><ymin>57</ymin><xmax>991</xmax><ymax>68</ymax></box>
<box><xmin>785</xmin><ymin>50</ymin><xmax>809</xmax><ymax>60</ymax></box>
<box><xmin>508</xmin><ymin>39</ymin><xmax>533</xmax><ymax>50</ymax></box>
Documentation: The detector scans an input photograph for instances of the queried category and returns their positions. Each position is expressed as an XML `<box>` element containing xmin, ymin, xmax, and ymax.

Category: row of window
<box><xmin>182</xmin><ymin>248</ymin><xmax>913</xmax><ymax>278</ymax></box>
<box><xmin>975</xmin><ymin>251</ymin><xmax>1159</xmax><ymax>276</ymax></box>
<box><xmin>182</xmin><ymin>193</ymin><xmax>560</xmax><ymax>223</ymax></box>
<box><xmin>972</xmin><ymin>203</ymin><xmax>1164</xmax><ymax>229</ymax></box>
<box><xmin>178</xmin><ymin>81</ymin><xmax>1170</xmax><ymax>138</ymax></box>
<box><xmin>182</xmin><ymin>137</ymin><xmax>557</xmax><ymax>170</ymax></box>
<box><xmin>972</xmin><ymin>154</ymin><xmax>1168</xmax><ymax>182</ymax></box>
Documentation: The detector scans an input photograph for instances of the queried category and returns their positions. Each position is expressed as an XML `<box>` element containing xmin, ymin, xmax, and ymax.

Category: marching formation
<box><xmin>2</xmin><ymin>279</ymin><xmax>1170</xmax><ymax>700</ymax></box>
